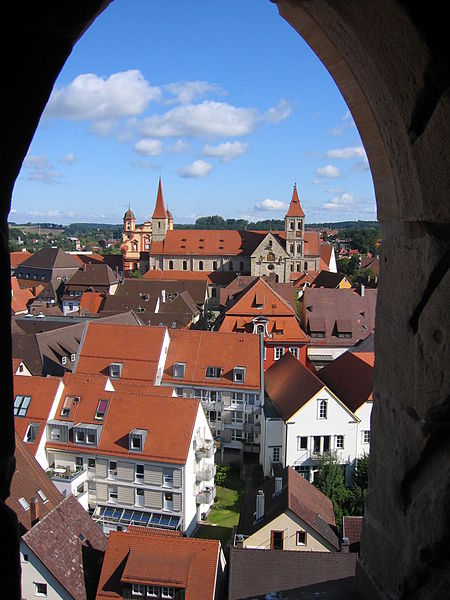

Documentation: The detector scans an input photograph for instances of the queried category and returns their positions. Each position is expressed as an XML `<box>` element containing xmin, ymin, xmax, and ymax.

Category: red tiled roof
<box><xmin>50</xmin><ymin>373</ymin><xmax>199</xmax><ymax>464</ymax></box>
<box><xmin>80</xmin><ymin>291</ymin><xmax>105</xmax><ymax>314</ymax></box>
<box><xmin>10</xmin><ymin>251</ymin><xmax>33</xmax><ymax>268</ymax></box>
<box><xmin>96</xmin><ymin>526</ymin><xmax>220</xmax><ymax>600</ymax></box>
<box><xmin>264</xmin><ymin>352</ymin><xmax>325</xmax><ymax>421</ymax></box>
<box><xmin>13</xmin><ymin>375</ymin><xmax>63</xmax><ymax>455</ymax></box>
<box><xmin>75</xmin><ymin>322</ymin><xmax>167</xmax><ymax>384</ymax></box>
<box><xmin>162</xmin><ymin>329</ymin><xmax>261</xmax><ymax>390</ymax></box>
<box><xmin>7</xmin><ymin>432</ymin><xmax>64</xmax><ymax>533</ymax></box>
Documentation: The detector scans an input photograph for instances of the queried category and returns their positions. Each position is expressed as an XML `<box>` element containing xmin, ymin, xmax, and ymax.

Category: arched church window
<box><xmin>213</xmin><ymin>261</ymin><xmax>217</xmax><ymax>270</ymax></box>
<box><xmin>290</xmin><ymin>221</ymin><xmax>294</xmax><ymax>230</ymax></box>
<box><xmin>199</xmin><ymin>260</ymin><xmax>204</xmax><ymax>271</ymax></box>
<box><xmin>169</xmin><ymin>260</ymin><xmax>173</xmax><ymax>270</ymax></box>
<box><xmin>183</xmin><ymin>261</ymin><xmax>187</xmax><ymax>271</ymax></box>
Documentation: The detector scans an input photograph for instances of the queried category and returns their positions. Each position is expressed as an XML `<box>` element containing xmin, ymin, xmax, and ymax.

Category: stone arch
<box><xmin>1</xmin><ymin>3</ymin><xmax>449</xmax><ymax>599</ymax></box>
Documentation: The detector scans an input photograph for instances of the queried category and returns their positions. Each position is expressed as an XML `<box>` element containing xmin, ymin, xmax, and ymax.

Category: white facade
<box><xmin>261</xmin><ymin>387</ymin><xmax>366</xmax><ymax>485</ymax></box>
<box><xmin>20</xmin><ymin>541</ymin><xmax>73</xmax><ymax>600</ymax></box>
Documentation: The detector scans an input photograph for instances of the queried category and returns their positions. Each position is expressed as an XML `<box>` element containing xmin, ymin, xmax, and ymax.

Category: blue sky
<box><xmin>11</xmin><ymin>0</ymin><xmax>376</xmax><ymax>226</ymax></box>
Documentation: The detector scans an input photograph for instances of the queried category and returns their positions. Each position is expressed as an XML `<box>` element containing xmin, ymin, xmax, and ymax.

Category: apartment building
<box><xmin>160</xmin><ymin>328</ymin><xmax>264</xmax><ymax>461</ymax></box>
<box><xmin>44</xmin><ymin>373</ymin><xmax>216</xmax><ymax>535</ymax></box>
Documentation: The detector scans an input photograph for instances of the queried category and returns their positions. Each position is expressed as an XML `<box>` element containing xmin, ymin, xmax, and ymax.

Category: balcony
<box><xmin>46</xmin><ymin>465</ymin><xmax>85</xmax><ymax>482</ymax></box>
<box><xmin>195</xmin><ymin>438</ymin><xmax>216</xmax><ymax>460</ymax></box>
<box><xmin>196</xmin><ymin>486</ymin><xmax>216</xmax><ymax>505</ymax></box>
<box><xmin>196</xmin><ymin>464</ymin><xmax>216</xmax><ymax>483</ymax></box>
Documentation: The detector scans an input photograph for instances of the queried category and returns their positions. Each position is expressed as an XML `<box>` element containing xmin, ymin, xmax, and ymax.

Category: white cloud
<box><xmin>315</xmin><ymin>164</ymin><xmax>341</xmax><ymax>179</ymax></box>
<box><xmin>325</xmin><ymin>145</ymin><xmax>366</xmax><ymax>159</ymax></box>
<box><xmin>22</xmin><ymin>154</ymin><xmax>61</xmax><ymax>185</ymax></box>
<box><xmin>330</xmin><ymin>110</ymin><xmax>355</xmax><ymax>135</ymax></box>
<box><xmin>255</xmin><ymin>198</ymin><xmax>288</xmax><ymax>211</ymax></box>
<box><xmin>178</xmin><ymin>160</ymin><xmax>212</xmax><ymax>178</ymax></box>
<box><xmin>169</xmin><ymin>139</ymin><xmax>190</xmax><ymax>153</ymax></box>
<box><xmin>322</xmin><ymin>191</ymin><xmax>356</xmax><ymax>210</ymax></box>
<box><xmin>139</xmin><ymin>98</ymin><xmax>291</xmax><ymax>140</ymax></box>
<box><xmin>134</xmin><ymin>138</ymin><xmax>163</xmax><ymax>156</ymax></box>
<box><xmin>203</xmin><ymin>141</ymin><xmax>248</xmax><ymax>163</ymax></box>
<box><xmin>164</xmin><ymin>81</ymin><xmax>226</xmax><ymax>104</ymax></box>
<box><xmin>60</xmin><ymin>153</ymin><xmax>77</xmax><ymax>165</ymax></box>
<box><xmin>46</xmin><ymin>70</ymin><xmax>161</xmax><ymax>122</ymax></box>
<box><xmin>263</xmin><ymin>98</ymin><xmax>292</xmax><ymax>123</ymax></box>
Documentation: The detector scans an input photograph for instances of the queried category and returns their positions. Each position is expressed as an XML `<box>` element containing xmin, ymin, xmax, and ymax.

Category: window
<box><xmin>13</xmin><ymin>395</ymin><xmax>31</xmax><ymax>417</ymax></box>
<box><xmin>88</xmin><ymin>458</ymin><xmax>96</xmax><ymax>469</ymax></box>
<box><xmin>289</xmin><ymin>347</ymin><xmax>299</xmax><ymax>359</ymax></box>
<box><xmin>76</xmin><ymin>456</ymin><xmax>83</xmax><ymax>467</ymax></box>
<box><xmin>135</xmin><ymin>464</ymin><xmax>144</xmax><ymax>481</ymax></box>
<box><xmin>336</xmin><ymin>435</ymin><xmax>345</xmax><ymax>449</ymax></box>
<box><xmin>173</xmin><ymin>362</ymin><xmax>186</xmax><ymax>378</ymax></box>
<box><xmin>62</xmin><ymin>356</ymin><xmax>67</xmax><ymax>365</ymax></box>
<box><xmin>75</xmin><ymin>430</ymin><xmax>86</xmax><ymax>443</ymax></box>
<box><xmin>206</xmin><ymin>366</ymin><xmax>222</xmax><ymax>378</ymax></box>
<box><xmin>161</xmin><ymin>589</ymin><xmax>175</xmax><ymax>600</ymax></box>
<box><xmin>272</xmin><ymin>447</ymin><xmax>281</xmax><ymax>462</ymax></box>
<box><xmin>198</xmin><ymin>260</ymin><xmax>204</xmax><ymax>271</ymax></box>
<box><xmin>164</xmin><ymin>492</ymin><xmax>173</xmax><ymax>511</ymax></box>
<box><xmin>109</xmin><ymin>460</ymin><xmax>118</xmax><ymax>479</ymax></box>
<box><xmin>213</xmin><ymin>261</ymin><xmax>217</xmax><ymax>270</ymax></box>
<box><xmin>294</xmin><ymin>466</ymin><xmax>311</xmax><ymax>481</ymax></box>
<box><xmin>232</xmin><ymin>411</ymin><xmax>243</xmax><ymax>424</ymax></box>
<box><xmin>231</xmin><ymin>392</ymin><xmax>244</xmax><ymax>406</ymax></box>
<box><xmin>18</xmin><ymin>497</ymin><xmax>30</xmax><ymax>511</ymax></box>
<box><xmin>297</xmin><ymin>436</ymin><xmax>308</xmax><ymax>451</ymax></box>
<box><xmin>132</xmin><ymin>583</ymin><xmax>146</xmax><ymax>596</ymax></box>
<box><xmin>233</xmin><ymin>367</ymin><xmax>246</xmax><ymax>383</ymax></box>
<box><xmin>182</xmin><ymin>260</ymin><xmax>187</xmax><ymax>270</ymax></box>
<box><xmin>168</xmin><ymin>260</ymin><xmax>173</xmax><ymax>270</ymax></box>
<box><xmin>239</xmin><ymin>261</ymin><xmax>244</xmax><ymax>271</ymax></box>
<box><xmin>108</xmin><ymin>485</ymin><xmax>118</xmax><ymax>503</ymax></box>
<box><xmin>363</xmin><ymin>430</ymin><xmax>371</xmax><ymax>444</ymax></box>
<box><xmin>87</xmin><ymin>432</ymin><xmax>96</xmax><ymax>445</ymax></box>
<box><xmin>61</xmin><ymin>395</ymin><xmax>75</xmax><ymax>417</ymax></box>
<box><xmin>131</xmin><ymin>435</ymin><xmax>142</xmax><ymax>451</ymax></box>
<box><xmin>271</xmin><ymin>530</ymin><xmax>283</xmax><ymax>550</ymax></box>
<box><xmin>95</xmin><ymin>399</ymin><xmax>109</xmax><ymax>420</ymax></box>
<box><xmin>34</xmin><ymin>582</ymin><xmax>47</xmax><ymax>597</ymax></box>
<box><xmin>25</xmin><ymin>423</ymin><xmax>39</xmax><ymax>443</ymax></box>
<box><xmin>274</xmin><ymin>347</ymin><xmax>284</xmax><ymax>360</ymax></box>
<box><xmin>296</xmin><ymin>530</ymin><xmax>307</xmax><ymax>545</ymax></box>
<box><xmin>109</xmin><ymin>363</ymin><xmax>122</xmax><ymax>378</ymax></box>
<box><xmin>229</xmin><ymin>261</ymin><xmax>234</xmax><ymax>271</ymax></box>
<box><xmin>318</xmin><ymin>399</ymin><xmax>328</xmax><ymax>419</ymax></box>
<box><xmin>163</xmin><ymin>468</ymin><xmax>174</xmax><ymax>487</ymax></box>
<box><xmin>148</xmin><ymin>586</ymin><xmax>160</xmax><ymax>597</ymax></box>
<box><xmin>135</xmin><ymin>488</ymin><xmax>145</xmax><ymax>507</ymax></box>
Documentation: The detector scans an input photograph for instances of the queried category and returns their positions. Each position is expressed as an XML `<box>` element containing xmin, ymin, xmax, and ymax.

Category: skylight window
<box><xmin>13</xmin><ymin>395</ymin><xmax>31</xmax><ymax>417</ymax></box>
<box><xmin>61</xmin><ymin>395</ymin><xmax>75</xmax><ymax>417</ymax></box>
<box><xmin>206</xmin><ymin>366</ymin><xmax>222</xmax><ymax>379</ymax></box>
<box><xmin>95</xmin><ymin>399</ymin><xmax>109</xmax><ymax>420</ymax></box>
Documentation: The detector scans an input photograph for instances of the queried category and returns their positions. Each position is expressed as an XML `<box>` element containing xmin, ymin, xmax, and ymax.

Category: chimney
<box><xmin>30</xmin><ymin>496</ymin><xmax>39</xmax><ymax>526</ymax></box>
<box><xmin>255</xmin><ymin>490</ymin><xmax>264</xmax><ymax>521</ymax></box>
<box><xmin>274</xmin><ymin>476</ymin><xmax>283</xmax><ymax>495</ymax></box>
<box><xmin>341</xmin><ymin>536</ymin><xmax>350</xmax><ymax>553</ymax></box>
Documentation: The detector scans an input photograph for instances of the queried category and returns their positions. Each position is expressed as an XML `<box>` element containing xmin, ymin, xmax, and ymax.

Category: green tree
<box><xmin>345</xmin><ymin>453</ymin><xmax>369</xmax><ymax>516</ymax></box>
<box><xmin>314</xmin><ymin>451</ymin><xmax>350</xmax><ymax>532</ymax></box>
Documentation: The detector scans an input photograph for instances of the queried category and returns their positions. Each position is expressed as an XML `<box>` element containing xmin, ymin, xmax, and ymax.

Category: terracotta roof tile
<box><xmin>285</xmin><ymin>184</ymin><xmax>305</xmax><ymax>217</ymax></box>
<box><xmin>96</xmin><ymin>526</ymin><xmax>220</xmax><ymax>600</ymax></box>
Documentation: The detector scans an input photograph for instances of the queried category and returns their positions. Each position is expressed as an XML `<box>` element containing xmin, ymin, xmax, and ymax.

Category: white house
<box><xmin>261</xmin><ymin>352</ymin><xmax>365</xmax><ymax>484</ymax></box>
<box><xmin>44</xmin><ymin>372</ymin><xmax>216</xmax><ymax>536</ymax></box>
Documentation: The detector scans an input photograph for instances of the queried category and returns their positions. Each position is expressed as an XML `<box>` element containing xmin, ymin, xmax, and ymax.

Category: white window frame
<box><xmin>233</xmin><ymin>367</ymin><xmax>246</xmax><ymax>383</ymax></box>
<box><xmin>296</xmin><ymin>530</ymin><xmax>307</xmax><ymax>546</ymax></box>
<box><xmin>363</xmin><ymin>430</ymin><xmax>371</xmax><ymax>444</ymax></box>
<box><xmin>318</xmin><ymin>399</ymin><xmax>328</xmax><ymax>419</ymax></box>
<box><xmin>274</xmin><ymin>347</ymin><xmax>284</xmax><ymax>360</ymax></box>
<box><xmin>34</xmin><ymin>582</ymin><xmax>47</xmax><ymax>597</ymax></box>
<box><xmin>336</xmin><ymin>434</ymin><xmax>345</xmax><ymax>449</ymax></box>
<box><xmin>173</xmin><ymin>362</ymin><xmax>186</xmax><ymax>379</ymax></box>
<box><xmin>108</xmin><ymin>485</ymin><xmax>118</xmax><ymax>503</ymax></box>
<box><xmin>289</xmin><ymin>347</ymin><xmax>299</xmax><ymax>359</ymax></box>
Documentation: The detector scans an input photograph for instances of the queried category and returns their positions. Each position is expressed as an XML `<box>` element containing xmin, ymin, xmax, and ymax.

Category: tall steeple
<box><xmin>151</xmin><ymin>178</ymin><xmax>169</xmax><ymax>243</ymax></box>
<box><xmin>286</xmin><ymin>183</ymin><xmax>305</xmax><ymax>218</ymax></box>
<box><xmin>152</xmin><ymin>177</ymin><xmax>166</xmax><ymax>219</ymax></box>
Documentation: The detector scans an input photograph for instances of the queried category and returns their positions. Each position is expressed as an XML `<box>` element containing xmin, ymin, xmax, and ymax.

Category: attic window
<box><xmin>18</xmin><ymin>497</ymin><xmax>30</xmax><ymax>511</ymax></box>
<box><xmin>173</xmin><ymin>362</ymin><xmax>186</xmax><ymax>379</ymax></box>
<box><xmin>61</xmin><ymin>395</ymin><xmax>76</xmax><ymax>417</ymax></box>
<box><xmin>13</xmin><ymin>395</ymin><xmax>31</xmax><ymax>417</ymax></box>
<box><xmin>336</xmin><ymin>319</ymin><xmax>352</xmax><ymax>338</ymax></box>
<box><xmin>233</xmin><ymin>367</ymin><xmax>246</xmax><ymax>383</ymax></box>
<box><xmin>37</xmin><ymin>490</ymin><xmax>48</xmax><ymax>503</ymax></box>
<box><xmin>129</xmin><ymin>429</ymin><xmax>147</xmax><ymax>452</ymax></box>
<box><xmin>206</xmin><ymin>366</ymin><xmax>222</xmax><ymax>379</ymax></box>
<box><xmin>24</xmin><ymin>423</ymin><xmax>39</xmax><ymax>443</ymax></box>
<box><xmin>95</xmin><ymin>399</ymin><xmax>109</xmax><ymax>420</ymax></box>
<box><xmin>109</xmin><ymin>363</ymin><xmax>123</xmax><ymax>379</ymax></box>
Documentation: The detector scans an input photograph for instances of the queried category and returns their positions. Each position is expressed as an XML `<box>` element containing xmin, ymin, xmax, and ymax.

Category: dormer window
<box><xmin>206</xmin><ymin>366</ymin><xmax>222</xmax><ymax>379</ymax></box>
<box><xmin>173</xmin><ymin>362</ymin><xmax>186</xmax><ymax>379</ymax></box>
<box><xmin>109</xmin><ymin>362</ymin><xmax>123</xmax><ymax>379</ymax></box>
<box><xmin>233</xmin><ymin>367</ymin><xmax>246</xmax><ymax>384</ymax></box>
<box><xmin>129</xmin><ymin>429</ymin><xmax>147</xmax><ymax>453</ymax></box>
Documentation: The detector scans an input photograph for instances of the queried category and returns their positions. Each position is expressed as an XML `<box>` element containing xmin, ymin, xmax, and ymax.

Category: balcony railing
<box><xmin>196</xmin><ymin>486</ymin><xmax>216</xmax><ymax>505</ymax></box>
<box><xmin>46</xmin><ymin>465</ymin><xmax>85</xmax><ymax>482</ymax></box>
<box><xmin>196</xmin><ymin>464</ymin><xmax>216</xmax><ymax>483</ymax></box>
<box><xmin>195</xmin><ymin>438</ymin><xmax>216</xmax><ymax>460</ymax></box>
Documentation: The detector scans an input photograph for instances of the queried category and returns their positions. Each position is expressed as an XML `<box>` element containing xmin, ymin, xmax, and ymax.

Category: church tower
<box><xmin>151</xmin><ymin>178</ymin><xmax>169</xmax><ymax>243</ymax></box>
<box><xmin>285</xmin><ymin>184</ymin><xmax>305</xmax><ymax>269</ymax></box>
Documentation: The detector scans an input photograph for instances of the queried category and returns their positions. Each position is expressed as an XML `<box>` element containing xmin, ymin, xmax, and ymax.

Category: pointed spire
<box><xmin>286</xmin><ymin>183</ymin><xmax>305</xmax><ymax>217</ymax></box>
<box><xmin>152</xmin><ymin>177</ymin><xmax>167</xmax><ymax>219</ymax></box>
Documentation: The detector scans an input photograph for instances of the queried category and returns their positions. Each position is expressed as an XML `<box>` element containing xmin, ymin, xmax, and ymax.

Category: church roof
<box><xmin>124</xmin><ymin>207</ymin><xmax>135</xmax><ymax>220</ymax></box>
<box><xmin>152</xmin><ymin>178</ymin><xmax>167</xmax><ymax>219</ymax></box>
<box><xmin>285</xmin><ymin>184</ymin><xmax>305</xmax><ymax>217</ymax></box>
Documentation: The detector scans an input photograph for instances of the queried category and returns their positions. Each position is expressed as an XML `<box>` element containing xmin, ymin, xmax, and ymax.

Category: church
<box><xmin>121</xmin><ymin>179</ymin><xmax>335</xmax><ymax>283</ymax></box>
